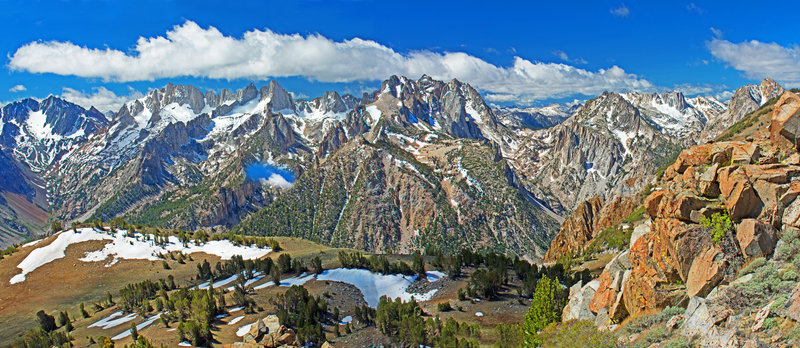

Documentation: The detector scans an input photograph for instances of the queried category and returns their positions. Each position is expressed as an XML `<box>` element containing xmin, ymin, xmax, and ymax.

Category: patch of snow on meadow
<box><xmin>426</xmin><ymin>271</ymin><xmax>447</xmax><ymax>282</ymax></box>
<box><xmin>112</xmin><ymin>314</ymin><xmax>161</xmax><ymax>340</ymax></box>
<box><xmin>89</xmin><ymin>312</ymin><xmax>138</xmax><ymax>329</ymax></box>
<box><xmin>229</xmin><ymin>316</ymin><xmax>245</xmax><ymax>325</ymax></box>
<box><xmin>10</xmin><ymin>228</ymin><xmax>271</xmax><ymax>284</ymax></box>
<box><xmin>10</xmin><ymin>228</ymin><xmax>110</xmax><ymax>284</ymax></box>
<box><xmin>236</xmin><ymin>321</ymin><xmax>256</xmax><ymax>337</ymax></box>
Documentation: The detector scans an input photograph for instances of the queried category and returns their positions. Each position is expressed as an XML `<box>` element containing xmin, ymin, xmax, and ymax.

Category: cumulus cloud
<box><xmin>708</xmin><ymin>38</ymin><xmax>800</xmax><ymax>86</ymax></box>
<box><xmin>610</xmin><ymin>5</ymin><xmax>630</xmax><ymax>17</ymax></box>
<box><xmin>9</xmin><ymin>20</ymin><xmax>653</xmax><ymax>102</ymax></box>
<box><xmin>9</xmin><ymin>84</ymin><xmax>26</xmax><ymax>92</ymax></box>
<box><xmin>60</xmin><ymin>86</ymin><xmax>144</xmax><ymax>113</ymax></box>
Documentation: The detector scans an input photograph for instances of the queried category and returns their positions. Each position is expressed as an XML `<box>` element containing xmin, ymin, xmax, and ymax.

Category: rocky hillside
<box><xmin>542</xmin><ymin>79</ymin><xmax>785</xmax><ymax>262</ymax></box>
<box><xmin>558</xmin><ymin>89</ymin><xmax>800</xmax><ymax>346</ymax></box>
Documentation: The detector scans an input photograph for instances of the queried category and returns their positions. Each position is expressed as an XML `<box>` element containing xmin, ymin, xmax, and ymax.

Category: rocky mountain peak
<box><xmin>262</xmin><ymin>81</ymin><xmax>294</xmax><ymax>112</ymax></box>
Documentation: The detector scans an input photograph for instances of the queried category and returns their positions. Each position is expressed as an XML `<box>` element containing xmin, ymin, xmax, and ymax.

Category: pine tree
<box><xmin>36</xmin><ymin>310</ymin><xmax>57</xmax><ymax>332</ymax></box>
<box><xmin>130</xmin><ymin>322</ymin><xmax>139</xmax><ymax>341</ymax></box>
<box><xmin>80</xmin><ymin>303</ymin><xmax>90</xmax><ymax>318</ymax></box>
<box><xmin>521</xmin><ymin>274</ymin><xmax>564</xmax><ymax>347</ymax></box>
<box><xmin>412</xmin><ymin>252</ymin><xmax>427</xmax><ymax>280</ymax></box>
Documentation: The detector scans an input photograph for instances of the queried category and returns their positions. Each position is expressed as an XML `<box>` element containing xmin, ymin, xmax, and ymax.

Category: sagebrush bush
<box><xmin>621</xmin><ymin>307</ymin><xmax>683</xmax><ymax>335</ymax></box>
<box><xmin>738</xmin><ymin>257</ymin><xmax>766</xmax><ymax>277</ymax></box>
<box><xmin>632</xmin><ymin>327</ymin><xmax>671</xmax><ymax>348</ymax></box>
<box><xmin>662</xmin><ymin>336</ymin><xmax>692</xmax><ymax>348</ymax></box>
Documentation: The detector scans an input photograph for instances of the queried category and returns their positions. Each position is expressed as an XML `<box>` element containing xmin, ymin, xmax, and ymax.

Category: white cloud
<box><xmin>9</xmin><ymin>20</ymin><xmax>653</xmax><ymax>102</ymax></box>
<box><xmin>610</xmin><ymin>5</ymin><xmax>630</xmax><ymax>17</ymax></box>
<box><xmin>708</xmin><ymin>38</ymin><xmax>800</xmax><ymax>86</ymax></box>
<box><xmin>714</xmin><ymin>90</ymin><xmax>734</xmax><ymax>102</ymax></box>
<box><xmin>710</xmin><ymin>27</ymin><xmax>723</xmax><ymax>39</ymax></box>
<box><xmin>60</xmin><ymin>86</ymin><xmax>144</xmax><ymax>113</ymax></box>
<box><xmin>9</xmin><ymin>84</ymin><xmax>26</xmax><ymax>92</ymax></box>
<box><xmin>552</xmin><ymin>50</ymin><xmax>587</xmax><ymax>64</ymax></box>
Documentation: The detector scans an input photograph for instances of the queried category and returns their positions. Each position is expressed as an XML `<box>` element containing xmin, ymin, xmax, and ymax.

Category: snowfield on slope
<box><xmin>9</xmin><ymin>228</ymin><xmax>271</xmax><ymax>284</ymax></box>
<box><xmin>272</xmin><ymin>268</ymin><xmax>445</xmax><ymax>308</ymax></box>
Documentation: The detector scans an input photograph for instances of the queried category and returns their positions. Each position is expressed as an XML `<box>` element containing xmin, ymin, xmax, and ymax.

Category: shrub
<box><xmin>632</xmin><ymin>327</ymin><xmax>670</xmax><ymax>348</ymax></box>
<box><xmin>437</xmin><ymin>302</ymin><xmax>452</xmax><ymax>312</ymax></box>
<box><xmin>775</xmin><ymin>229</ymin><xmax>800</xmax><ymax>261</ymax></box>
<box><xmin>621</xmin><ymin>307</ymin><xmax>684</xmax><ymax>335</ymax></box>
<box><xmin>738</xmin><ymin>257</ymin><xmax>766</xmax><ymax>276</ymax></box>
<box><xmin>662</xmin><ymin>336</ymin><xmax>692</xmax><ymax>348</ymax></box>
<box><xmin>536</xmin><ymin>320</ymin><xmax>615</xmax><ymax>348</ymax></box>
<box><xmin>700</xmin><ymin>212</ymin><xmax>733</xmax><ymax>245</ymax></box>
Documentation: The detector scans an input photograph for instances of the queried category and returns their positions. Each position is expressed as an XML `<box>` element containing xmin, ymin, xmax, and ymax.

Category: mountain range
<box><xmin>0</xmin><ymin>75</ymin><xmax>785</xmax><ymax>260</ymax></box>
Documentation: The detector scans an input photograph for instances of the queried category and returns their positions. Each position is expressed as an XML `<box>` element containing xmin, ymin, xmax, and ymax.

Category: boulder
<box><xmin>726</xmin><ymin>182</ymin><xmax>763</xmax><ymax>221</ymax></box>
<box><xmin>665</xmin><ymin>192</ymin><xmax>712</xmax><ymax>222</ymax></box>
<box><xmin>785</xmin><ymin>282</ymin><xmax>800</xmax><ymax>321</ymax></box>
<box><xmin>736</xmin><ymin>219</ymin><xmax>777</xmax><ymax>259</ymax></box>
<box><xmin>644</xmin><ymin>191</ymin><xmax>664</xmax><ymax>218</ymax></box>
<box><xmin>751</xmin><ymin>180</ymin><xmax>788</xmax><ymax>217</ymax></box>
<box><xmin>590</xmin><ymin>251</ymin><xmax>630</xmax><ymax>314</ymax></box>
<box><xmin>261</xmin><ymin>315</ymin><xmax>281</xmax><ymax>334</ymax></box>
<box><xmin>665</xmin><ymin>314</ymin><xmax>684</xmax><ymax>329</ymax></box>
<box><xmin>686</xmin><ymin>246</ymin><xmax>726</xmax><ymax>298</ymax></box>
<box><xmin>769</xmin><ymin>91</ymin><xmax>800</xmax><ymax>146</ymax></box>
<box><xmin>321</xmin><ymin>342</ymin><xmax>334</xmax><ymax>348</ymax></box>
<box><xmin>681</xmin><ymin>297</ymin><xmax>738</xmax><ymax>347</ymax></box>
<box><xmin>731</xmin><ymin>142</ymin><xmax>759</xmax><ymax>165</ymax></box>
<box><xmin>717</xmin><ymin>166</ymin><xmax>747</xmax><ymax>199</ymax></box>
<box><xmin>231</xmin><ymin>343</ymin><xmax>261</xmax><ymax>348</ymax></box>
<box><xmin>244</xmin><ymin>318</ymin><xmax>267</xmax><ymax>342</ymax></box>
<box><xmin>779</xmin><ymin>181</ymin><xmax>800</xmax><ymax>205</ymax></box>
<box><xmin>782</xmin><ymin>197</ymin><xmax>800</xmax><ymax>228</ymax></box>
<box><xmin>751</xmin><ymin>301</ymin><xmax>774</xmax><ymax>332</ymax></box>
<box><xmin>623</xmin><ymin>221</ymin><xmax>688</xmax><ymax>316</ymax></box>
<box><xmin>563</xmin><ymin>279</ymin><xmax>600</xmax><ymax>321</ymax></box>
<box><xmin>629</xmin><ymin>219</ymin><xmax>651</xmax><ymax>248</ymax></box>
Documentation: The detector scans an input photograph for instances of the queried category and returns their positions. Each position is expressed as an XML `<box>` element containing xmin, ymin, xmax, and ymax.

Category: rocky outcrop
<box><xmin>681</xmin><ymin>296</ymin><xmax>739</xmax><ymax>347</ymax></box>
<box><xmin>566</xmin><ymin>91</ymin><xmax>800</xmax><ymax>327</ymax></box>
<box><xmin>589</xmin><ymin>250</ymin><xmax>631</xmax><ymax>322</ymax></box>
<box><xmin>769</xmin><ymin>90</ymin><xmax>800</xmax><ymax>147</ymax></box>
<box><xmin>543</xmin><ymin>194</ymin><xmax>639</xmax><ymax>262</ymax></box>
<box><xmin>543</xmin><ymin>197</ymin><xmax>603</xmax><ymax>262</ymax></box>
<box><xmin>235</xmin><ymin>315</ymin><xmax>298</xmax><ymax>348</ymax></box>
<box><xmin>562</xmin><ymin>279</ymin><xmax>600</xmax><ymax>321</ymax></box>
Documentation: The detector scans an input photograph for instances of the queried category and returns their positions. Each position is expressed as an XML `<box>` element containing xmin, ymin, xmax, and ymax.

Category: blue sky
<box><xmin>2</xmin><ymin>0</ymin><xmax>800</xmax><ymax>112</ymax></box>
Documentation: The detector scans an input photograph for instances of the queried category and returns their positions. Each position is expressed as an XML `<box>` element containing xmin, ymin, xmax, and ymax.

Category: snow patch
<box><xmin>229</xmin><ymin>316</ymin><xmax>245</xmax><ymax>325</ymax></box>
<box><xmin>89</xmin><ymin>312</ymin><xmax>137</xmax><ymax>330</ymax></box>
<box><xmin>10</xmin><ymin>228</ymin><xmax>271</xmax><ymax>284</ymax></box>
<box><xmin>365</xmin><ymin>105</ymin><xmax>382</xmax><ymax>126</ymax></box>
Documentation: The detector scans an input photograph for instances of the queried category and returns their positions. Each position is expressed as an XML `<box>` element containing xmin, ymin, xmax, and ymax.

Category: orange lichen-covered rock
<box><xmin>645</xmin><ymin>190</ymin><xmax>664</xmax><ymax>218</ymax></box>
<box><xmin>686</xmin><ymin>246</ymin><xmax>726</xmax><ymax>298</ymax></box>
<box><xmin>769</xmin><ymin>91</ymin><xmax>800</xmax><ymax>146</ymax></box>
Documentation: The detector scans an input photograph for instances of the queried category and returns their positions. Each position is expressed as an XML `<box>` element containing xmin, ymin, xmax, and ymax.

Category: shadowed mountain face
<box><xmin>0</xmin><ymin>76</ymin><xmax>771</xmax><ymax>259</ymax></box>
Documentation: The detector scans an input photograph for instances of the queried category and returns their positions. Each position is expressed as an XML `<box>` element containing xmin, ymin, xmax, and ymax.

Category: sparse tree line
<box><xmin>344</xmin><ymin>296</ymin><xmax>481</xmax><ymax>347</ymax></box>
